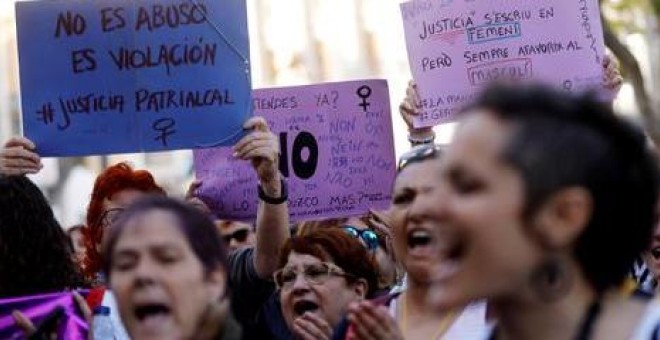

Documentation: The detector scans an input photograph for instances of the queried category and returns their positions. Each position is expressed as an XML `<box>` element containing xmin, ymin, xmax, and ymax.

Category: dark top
<box><xmin>227</xmin><ymin>247</ymin><xmax>278</xmax><ymax>339</ymax></box>
<box><xmin>258</xmin><ymin>293</ymin><xmax>293</xmax><ymax>340</ymax></box>
<box><xmin>215</xmin><ymin>313</ymin><xmax>243</xmax><ymax>340</ymax></box>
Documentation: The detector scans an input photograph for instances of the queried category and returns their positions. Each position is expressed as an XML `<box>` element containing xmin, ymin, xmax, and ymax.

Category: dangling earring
<box><xmin>529</xmin><ymin>255</ymin><xmax>573</xmax><ymax>302</ymax></box>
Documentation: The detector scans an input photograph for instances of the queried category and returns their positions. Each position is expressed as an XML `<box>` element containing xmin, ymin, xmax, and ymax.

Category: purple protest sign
<box><xmin>194</xmin><ymin>79</ymin><xmax>395</xmax><ymax>222</ymax></box>
<box><xmin>401</xmin><ymin>0</ymin><xmax>607</xmax><ymax>127</ymax></box>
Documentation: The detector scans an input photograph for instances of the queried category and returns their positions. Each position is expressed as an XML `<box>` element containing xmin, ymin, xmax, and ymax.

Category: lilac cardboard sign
<box><xmin>401</xmin><ymin>0</ymin><xmax>607</xmax><ymax>127</ymax></box>
<box><xmin>194</xmin><ymin>79</ymin><xmax>395</xmax><ymax>222</ymax></box>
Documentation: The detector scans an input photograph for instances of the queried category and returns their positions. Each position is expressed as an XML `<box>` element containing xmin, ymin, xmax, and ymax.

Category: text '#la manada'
<box><xmin>135</xmin><ymin>88</ymin><xmax>234</xmax><ymax>112</ymax></box>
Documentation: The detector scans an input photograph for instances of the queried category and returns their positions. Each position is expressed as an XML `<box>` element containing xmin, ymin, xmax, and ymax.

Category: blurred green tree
<box><xmin>601</xmin><ymin>0</ymin><xmax>660</xmax><ymax>146</ymax></box>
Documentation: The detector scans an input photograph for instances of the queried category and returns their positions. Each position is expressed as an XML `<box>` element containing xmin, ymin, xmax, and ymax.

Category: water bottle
<box><xmin>92</xmin><ymin>306</ymin><xmax>115</xmax><ymax>340</ymax></box>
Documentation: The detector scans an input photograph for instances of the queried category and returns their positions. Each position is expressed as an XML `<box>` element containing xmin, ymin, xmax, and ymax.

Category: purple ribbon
<box><xmin>0</xmin><ymin>291</ymin><xmax>89</xmax><ymax>339</ymax></box>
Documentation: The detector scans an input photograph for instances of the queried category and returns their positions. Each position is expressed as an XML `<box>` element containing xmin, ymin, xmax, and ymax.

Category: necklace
<box><xmin>399</xmin><ymin>292</ymin><xmax>460</xmax><ymax>339</ymax></box>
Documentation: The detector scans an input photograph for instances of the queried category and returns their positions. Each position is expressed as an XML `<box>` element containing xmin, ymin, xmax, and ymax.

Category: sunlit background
<box><xmin>0</xmin><ymin>0</ymin><xmax>654</xmax><ymax>227</ymax></box>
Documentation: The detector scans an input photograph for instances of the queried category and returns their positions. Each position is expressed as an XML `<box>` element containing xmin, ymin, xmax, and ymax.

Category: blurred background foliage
<box><xmin>601</xmin><ymin>0</ymin><xmax>660</xmax><ymax>145</ymax></box>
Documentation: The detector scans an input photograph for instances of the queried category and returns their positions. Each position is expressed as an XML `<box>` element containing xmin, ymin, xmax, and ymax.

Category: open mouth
<box><xmin>407</xmin><ymin>229</ymin><xmax>433</xmax><ymax>249</ymax></box>
<box><xmin>433</xmin><ymin>232</ymin><xmax>467</xmax><ymax>282</ymax></box>
<box><xmin>293</xmin><ymin>300</ymin><xmax>319</xmax><ymax>317</ymax></box>
<box><xmin>134</xmin><ymin>303</ymin><xmax>171</xmax><ymax>322</ymax></box>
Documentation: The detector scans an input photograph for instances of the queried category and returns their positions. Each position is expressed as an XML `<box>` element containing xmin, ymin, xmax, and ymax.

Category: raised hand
<box><xmin>292</xmin><ymin>312</ymin><xmax>333</xmax><ymax>340</ymax></box>
<box><xmin>184</xmin><ymin>180</ymin><xmax>212</xmax><ymax>215</ymax></box>
<box><xmin>233</xmin><ymin>117</ymin><xmax>281</xmax><ymax>194</ymax></box>
<box><xmin>602</xmin><ymin>54</ymin><xmax>623</xmax><ymax>94</ymax></box>
<box><xmin>0</xmin><ymin>137</ymin><xmax>42</xmax><ymax>176</ymax></box>
<box><xmin>347</xmin><ymin>301</ymin><xmax>404</xmax><ymax>340</ymax></box>
<box><xmin>398</xmin><ymin>81</ymin><xmax>435</xmax><ymax>145</ymax></box>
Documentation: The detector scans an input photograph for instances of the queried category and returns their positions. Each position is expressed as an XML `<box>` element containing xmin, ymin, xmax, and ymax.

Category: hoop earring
<box><xmin>529</xmin><ymin>256</ymin><xmax>573</xmax><ymax>302</ymax></box>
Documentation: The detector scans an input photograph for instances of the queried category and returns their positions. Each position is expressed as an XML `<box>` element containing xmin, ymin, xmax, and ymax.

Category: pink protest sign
<box><xmin>401</xmin><ymin>0</ymin><xmax>607</xmax><ymax>127</ymax></box>
<box><xmin>193</xmin><ymin>79</ymin><xmax>395</xmax><ymax>222</ymax></box>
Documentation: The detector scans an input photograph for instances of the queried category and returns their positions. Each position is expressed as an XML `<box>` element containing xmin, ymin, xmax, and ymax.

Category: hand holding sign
<box><xmin>0</xmin><ymin>137</ymin><xmax>42</xmax><ymax>176</ymax></box>
<box><xmin>233</xmin><ymin>117</ymin><xmax>281</xmax><ymax>194</ymax></box>
<box><xmin>398</xmin><ymin>81</ymin><xmax>435</xmax><ymax>145</ymax></box>
<box><xmin>602</xmin><ymin>54</ymin><xmax>623</xmax><ymax>94</ymax></box>
<box><xmin>185</xmin><ymin>180</ymin><xmax>213</xmax><ymax>215</ymax></box>
<box><xmin>194</xmin><ymin>79</ymin><xmax>395</xmax><ymax>222</ymax></box>
<box><xmin>398</xmin><ymin>81</ymin><xmax>422</xmax><ymax>130</ymax></box>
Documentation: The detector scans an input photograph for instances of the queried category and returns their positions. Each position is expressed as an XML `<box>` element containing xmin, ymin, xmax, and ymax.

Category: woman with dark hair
<box><xmin>266</xmin><ymin>229</ymin><xmax>378</xmax><ymax>340</ymax></box>
<box><xmin>102</xmin><ymin>196</ymin><xmax>241</xmax><ymax>339</ymax></box>
<box><xmin>425</xmin><ymin>83</ymin><xmax>660</xmax><ymax>339</ymax></box>
<box><xmin>0</xmin><ymin>176</ymin><xmax>91</xmax><ymax>338</ymax></box>
<box><xmin>0</xmin><ymin>175</ymin><xmax>84</xmax><ymax>297</ymax></box>
<box><xmin>340</xmin><ymin>144</ymin><xmax>487</xmax><ymax>340</ymax></box>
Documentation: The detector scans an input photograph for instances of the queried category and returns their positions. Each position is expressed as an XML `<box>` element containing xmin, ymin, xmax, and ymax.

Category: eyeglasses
<box><xmin>397</xmin><ymin>144</ymin><xmax>443</xmax><ymax>172</ymax></box>
<box><xmin>273</xmin><ymin>262</ymin><xmax>352</xmax><ymax>290</ymax></box>
<box><xmin>342</xmin><ymin>226</ymin><xmax>380</xmax><ymax>250</ymax></box>
<box><xmin>222</xmin><ymin>228</ymin><xmax>251</xmax><ymax>244</ymax></box>
<box><xmin>98</xmin><ymin>208</ymin><xmax>125</xmax><ymax>229</ymax></box>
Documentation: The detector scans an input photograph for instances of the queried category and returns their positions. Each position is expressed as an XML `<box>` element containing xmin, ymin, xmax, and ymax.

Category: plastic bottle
<box><xmin>92</xmin><ymin>306</ymin><xmax>115</xmax><ymax>340</ymax></box>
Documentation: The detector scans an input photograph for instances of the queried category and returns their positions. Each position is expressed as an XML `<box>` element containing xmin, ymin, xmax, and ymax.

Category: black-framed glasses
<box><xmin>98</xmin><ymin>208</ymin><xmax>125</xmax><ymax>229</ymax></box>
<box><xmin>222</xmin><ymin>228</ymin><xmax>251</xmax><ymax>244</ymax></box>
<box><xmin>273</xmin><ymin>262</ymin><xmax>352</xmax><ymax>290</ymax></box>
<box><xmin>397</xmin><ymin>144</ymin><xmax>443</xmax><ymax>172</ymax></box>
<box><xmin>342</xmin><ymin>226</ymin><xmax>380</xmax><ymax>250</ymax></box>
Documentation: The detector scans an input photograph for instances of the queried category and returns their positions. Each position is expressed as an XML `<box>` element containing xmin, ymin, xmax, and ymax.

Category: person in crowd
<box><xmin>216</xmin><ymin>220</ymin><xmax>256</xmax><ymax>253</ymax></box>
<box><xmin>424</xmin><ymin>83</ymin><xmax>660</xmax><ymax>339</ymax></box>
<box><xmin>629</xmin><ymin>198</ymin><xmax>660</xmax><ymax>296</ymax></box>
<box><xmin>343</xmin><ymin>214</ymin><xmax>401</xmax><ymax>294</ymax></box>
<box><xmin>297</xmin><ymin>215</ymin><xmax>401</xmax><ymax>294</ymax></box>
<box><xmin>0</xmin><ymin>175</ymin><xmax>84</xmax><ymax>297</ymax></box>
<box><xmin>631</xmin><ymin>255</ymin><xmax>656</xmax><ymax>295</ymax></box>
<box><xmin>0</xmin><ymin>175</ymin><xmax>90</xmax><ymax>338</ymax></box>
<box><xmin>339</xmin><ymin>144</ymin><xmax>488</xmax><ymax>340</ymax></box>
<box><xmin>641</xmin><ymin>209</ymin><xmax>660</xmax><ymax>294</ymax></box>
<box><xmin>0</xmin><ymin>116</ymin><xmax>291</xmax><ymax>338</ymax></box>
<box><xmin>72</xmin><ymin>162</ymin><xmax>165</xmax><ymax>340</ymax></box>
<box><xmin>66</xmin><ymin>224</ymin><xmax>87</xmax><ymax>266</ymax></box>
<box><xmin>83</xmin><ymin>162</ymin><xmax>167</xmax><ymax>284</ymax></box>
<box><xmin>102</xmin><ymin>196</ymin><xmax>243</xmax><ymax>339</ymax></box>
<box><xmin>263</xmin><ymin>229</ymin><xmax>378</xmax><ymax>340</ymax></box>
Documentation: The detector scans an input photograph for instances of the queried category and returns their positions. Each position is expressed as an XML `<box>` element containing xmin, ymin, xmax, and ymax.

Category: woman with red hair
<box><xmin>73</xmin><ymin>162</ymin><xmax>166</xmax><ymax>340</ymax></box>
<box><xmin>82</xmin><ymin>162</ymin><xmax>166</xmax><ymax>285</ymax></box>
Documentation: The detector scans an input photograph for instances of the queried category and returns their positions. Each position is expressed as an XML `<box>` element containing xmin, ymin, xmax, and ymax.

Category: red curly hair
<box><xmin>82</xmin><ymin>162</ymin><xmax>165</xmax><ymax>283</ymax></box>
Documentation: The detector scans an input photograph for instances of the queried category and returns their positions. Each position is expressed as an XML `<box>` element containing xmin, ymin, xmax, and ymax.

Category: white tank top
<box><xmin>387</xmin><ymin>293</ymin><xmax>489</xmax><ymax>340</ymax></box>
